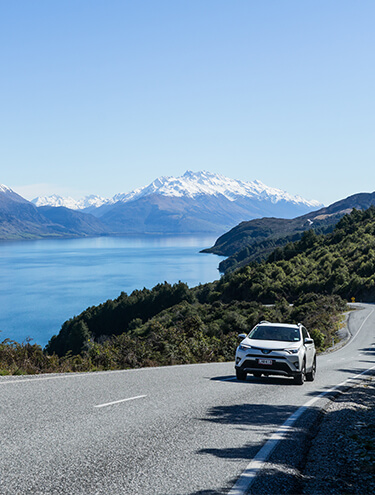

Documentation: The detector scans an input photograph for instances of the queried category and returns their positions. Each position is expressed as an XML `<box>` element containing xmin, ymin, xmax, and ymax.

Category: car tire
<box><xmin>306</xmin><ymin>356</ymin><xmax>316</xmax><ymax>382</ymax></box>
<box><xmin>236</xmin><ymin>369</ymin><xmax>247</xmax><ymax>381</ymax></box>
<box><xmin>294</xmin><ymin>361</ymin><xmax>306</xmax><ymax>385</ymax></box>
<box><xmin>253</xmin><ymin>372</ymin><xmax>262</xmax><ymax>378</ymax></box>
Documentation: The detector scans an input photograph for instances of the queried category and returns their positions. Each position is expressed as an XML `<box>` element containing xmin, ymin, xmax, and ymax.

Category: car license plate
<box><xmin>258</xmin><ymin>359</ymin><xmax>273</xmax><ymax>365</ymax></box>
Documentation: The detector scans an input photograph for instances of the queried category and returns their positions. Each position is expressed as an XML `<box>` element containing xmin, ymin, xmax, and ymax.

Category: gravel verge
<box><xmin>301</xmin><ymin>376</ymin><xmax>375</xmax><ymax>495</ymax></box>
<box><xmin>248</xmin><ymin>376</ymin><xmax>375</xmax><ymax>495</ymax></box>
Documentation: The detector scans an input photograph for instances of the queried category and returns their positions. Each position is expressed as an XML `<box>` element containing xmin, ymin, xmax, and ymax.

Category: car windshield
<box><xmin>248</xmin><ymin>325</ymin><xmax>301</xmax><ymax>342</ymax></box>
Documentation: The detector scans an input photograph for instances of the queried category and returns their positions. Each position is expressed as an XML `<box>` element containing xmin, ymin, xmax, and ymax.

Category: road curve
<box><xmin>1</xmin><ymin>303</ymin><xmax>374</xmax><ymax>494</ymax></box>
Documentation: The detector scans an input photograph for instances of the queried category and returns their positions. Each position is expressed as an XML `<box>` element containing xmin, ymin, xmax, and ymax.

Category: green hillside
<box><xmin>204</xmin><ymin>191</ymin><xmax>375</xmax><ymax>273</ymax></box>
<box><xmin>217</xmin><ymin>207</ymin><xmax>375</xmax><ymax>304</ymax></box>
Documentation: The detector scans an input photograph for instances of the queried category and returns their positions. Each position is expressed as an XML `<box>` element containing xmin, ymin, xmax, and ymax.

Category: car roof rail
<box><xmin>259</xmin><ymin>320</ymin><xmax>271</xmax><ymax>324</ymax></box>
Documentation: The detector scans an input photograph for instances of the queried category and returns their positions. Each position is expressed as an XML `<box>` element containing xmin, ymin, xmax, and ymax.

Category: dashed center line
<box><xmin>94</xmin><ymin>395</ymin><xmax>147</xmax><ymax>408</ymax></box>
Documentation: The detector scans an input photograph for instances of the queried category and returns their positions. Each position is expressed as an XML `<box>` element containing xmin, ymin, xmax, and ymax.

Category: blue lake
<box><xmin>0</xmin><ymin>235</ymin><xmax>224</xmax><ymax>347</ymax></box>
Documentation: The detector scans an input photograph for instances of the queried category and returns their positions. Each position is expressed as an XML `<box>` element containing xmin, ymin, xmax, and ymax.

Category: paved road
<box><xmin>1</xmin><ymin>304</ymin><xmax>374</xmax><ymax>494</ymax></box>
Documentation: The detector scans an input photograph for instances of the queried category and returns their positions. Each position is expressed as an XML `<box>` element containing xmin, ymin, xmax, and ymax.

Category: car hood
<box><xmin>241</xmin><ymin>338</ymin><xmax>300</xmax><ymax>350</ymax></box>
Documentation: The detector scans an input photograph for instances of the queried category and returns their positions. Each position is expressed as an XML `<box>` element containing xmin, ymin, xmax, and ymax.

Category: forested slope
<box><xmin>217</xmin><ymin>207</ymin><xmax>375</xmax><ymax>304</ymax></box>
<box><xmin>204</xmin><ymin>191</ymin><xmax>375</xmax><ymax>273</ymax></box>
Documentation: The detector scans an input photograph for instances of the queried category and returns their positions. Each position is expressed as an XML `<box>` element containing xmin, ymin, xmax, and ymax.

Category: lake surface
<box><xmin>0</xmin><ymin>235</ymin><xmax>224</xmax><ymax>347</ymax></box>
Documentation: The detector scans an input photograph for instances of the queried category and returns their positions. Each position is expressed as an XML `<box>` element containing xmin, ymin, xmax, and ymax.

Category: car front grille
<box><xmin>245</xmin><ymin>353</ymin><xmax>287</xmax><ymax>360</ymax></box>
<box><xmin>240</xmin><ymin>358</ymin><xmax>293</xmax><ymax>374</ymax></box>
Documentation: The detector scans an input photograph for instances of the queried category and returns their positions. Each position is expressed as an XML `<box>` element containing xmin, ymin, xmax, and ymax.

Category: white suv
<box><xmin>235</xmin><ymin>321</ymin><xmax>316</xmax><ymax>385</ymax></box>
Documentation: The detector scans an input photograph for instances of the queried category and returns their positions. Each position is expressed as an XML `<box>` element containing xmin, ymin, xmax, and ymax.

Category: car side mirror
<box><xmin>304</xmin><ymin>338</ymin><xmax>314</xmax><ymax>345</ymax></box>
<box><xmin>238</xmin><ymin>333</ymin><xmax>247</xmax><ymax>340</ymax></box>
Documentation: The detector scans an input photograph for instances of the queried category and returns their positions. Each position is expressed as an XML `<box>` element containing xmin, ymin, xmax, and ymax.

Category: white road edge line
<box><xmin>228</xmin><ymin>308</ymin><xmax>375</xmax><ymax>495</ymax></box>
<box><xmin>94</xmin><ymin>395</ymin><xmax>147</xmax><ymax>408</ymax></box>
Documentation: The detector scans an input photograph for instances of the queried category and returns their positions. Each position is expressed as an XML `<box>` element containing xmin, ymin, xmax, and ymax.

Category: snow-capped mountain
<box><xmin>32</xmin><ymin>171</ymin><xmax>322</xmax><ymax>210</ymax></box>
<box><xmin>90</xmin><ymin>171</ymin><xmax>323</xmax><ymax>234</ymax></box>
<box><xmin>0</xmin><ymin>183</ymin><xmax>32</xmax><ymax>205</ymax></box>
<box><xmin>32</xmin><ymin>194</ymin><xmax>107</xmax><ymax>210</ymax></box>
<box><xmin>110</xmin><ymin>170</ymin><xmax>322</xmax><ymax>207</ymax></box>
<box><xmin>0</xmin><ymin>184</ymin><xmax>14</xmax><ymax>194</ymax></box>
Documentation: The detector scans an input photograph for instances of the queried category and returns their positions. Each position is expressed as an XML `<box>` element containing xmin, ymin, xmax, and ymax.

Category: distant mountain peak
<box><xmin>0</xmin><ymin>183</ymin><xmax>31</xmax><ymax>204</ymax></box>
<box><xmin>32</xmin><ymin>194</ymin><xmax>107</xmax><ymax>210</ymax></box>
<box><xmin>0</xmin><ymin>184</ymin><xmax>14</xmax><ymax>194</ymax></box>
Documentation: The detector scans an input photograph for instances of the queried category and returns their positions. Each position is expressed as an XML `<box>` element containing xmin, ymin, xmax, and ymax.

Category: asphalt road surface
<box><xmin>1</xmin><ymin>303</ymin><xmax>374</xmax><ymax>494</ymax></box>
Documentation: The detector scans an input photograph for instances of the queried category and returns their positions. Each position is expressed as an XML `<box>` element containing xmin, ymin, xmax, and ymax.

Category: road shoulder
<box><xmin>247</xmin><ymin>376</ymin><xmax>375</xmax><ymax>495</ymax></box>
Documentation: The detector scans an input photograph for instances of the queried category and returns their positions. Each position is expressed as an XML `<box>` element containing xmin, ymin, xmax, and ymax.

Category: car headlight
<box><xmin>286</xmin><ymin>348</ymin><xmax>300</xmax><ymax>354</ymax></box>
<box><xmin>238</xmin><ymin>344</ymin><xmax>251</xmax><ymax>351</ymax></box>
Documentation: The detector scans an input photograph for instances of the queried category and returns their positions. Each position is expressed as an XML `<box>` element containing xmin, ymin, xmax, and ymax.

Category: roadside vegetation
<box><xmin>2</xmin><ymin>207</ymin><xmax>375</xmax><ymax>375</ymax></box>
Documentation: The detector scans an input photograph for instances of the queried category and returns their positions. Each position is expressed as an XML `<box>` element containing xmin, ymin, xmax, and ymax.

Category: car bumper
<box><xmin>235</xmin><ymin>356</ymin><xmax>301</xmax><ymax>377</ymax></box>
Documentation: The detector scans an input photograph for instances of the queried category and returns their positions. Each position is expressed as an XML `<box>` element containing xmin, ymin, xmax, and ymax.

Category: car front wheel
<box><xmin>236</xmin><ymin>369</ymin><xmax>247</xmax><ymax>381</ymax></box>
<box><xmin>294</xmin><ymin>361</ymin><xmax>306</xmax><ymax>385</ymax></box>
<box><xmin>306</xmin><ymin>356</ymin><xmax>316</xmax><ymax>382</ymax></box>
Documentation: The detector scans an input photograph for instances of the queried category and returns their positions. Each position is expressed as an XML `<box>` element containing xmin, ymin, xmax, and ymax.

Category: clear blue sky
<box><xmin>1</xmin><ymin>0</ymin><xmax>374</xmax><ymax>206</ymax></box>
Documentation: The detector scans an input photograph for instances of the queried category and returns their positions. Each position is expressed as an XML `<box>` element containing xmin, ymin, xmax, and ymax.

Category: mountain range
<box><xmin>33</xmin><ymin>171</ymin><xmax>322</xmax><ymax>211</ymax></box>
<box><xmin>0</xmin><ymin>171</ymin><xmax>323</xmax><ymax>240</ymax></box>
<box><xmin>30</xmin><ymin>171</ymin><xmax>322</xmax><ymax>235</ymax></box>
